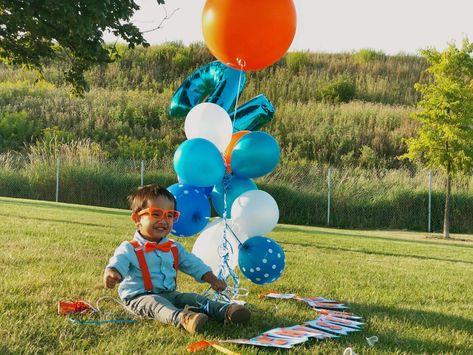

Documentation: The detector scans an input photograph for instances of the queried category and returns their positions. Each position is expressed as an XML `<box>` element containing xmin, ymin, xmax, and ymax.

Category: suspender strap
<box><xmin>170</xmin><ymin>243</ymin><xmax>179</xmax><ymax>284</ymax></box>
<box><xmin>129</xmin><ymin>240</ymin><xmax>179</xmax><ymax>292</ymax></box>
<box><xmin>129</xmin><ymin>240</ymin><xmax>153</xmax><ymax>292</ymax></box>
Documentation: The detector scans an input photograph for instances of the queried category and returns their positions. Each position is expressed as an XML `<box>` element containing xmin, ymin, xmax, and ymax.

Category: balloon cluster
<box><xmin>167</xmin><ymin>0</ymin><xmax>297</xmax><ymax>291</ymax></box>
<box><xmin>169</xmin><ymin>97</ymin><xmax>284</xmax><ymax>286</ymax></box>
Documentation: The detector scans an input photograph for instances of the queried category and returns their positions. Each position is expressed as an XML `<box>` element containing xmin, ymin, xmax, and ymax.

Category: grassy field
<box><xmin>1</xmin><ymin>197</ymin><xmax>472</xmax><ymax>354</ymax></box>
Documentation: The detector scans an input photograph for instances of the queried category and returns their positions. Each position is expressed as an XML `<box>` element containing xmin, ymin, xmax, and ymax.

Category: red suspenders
<box><xmin>129</xmin><ymin>240</ymin><xmax>179</xmax><ymax>292</ymax></box>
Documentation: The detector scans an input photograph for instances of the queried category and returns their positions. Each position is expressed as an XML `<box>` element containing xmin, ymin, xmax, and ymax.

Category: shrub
<box><xmin>319</xmin><ymin>76</ymin><xmax>356</xmax><ymax>103</ymax></box>
<box><xmin>0</xmin><ymin>111</ymin><xmax>40</xmax><ymax>152</ymax></box>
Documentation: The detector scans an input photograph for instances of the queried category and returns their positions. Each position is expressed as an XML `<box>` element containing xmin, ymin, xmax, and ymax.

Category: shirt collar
<box><xmin>133</xmin><ymin>231</ymin><xmax>169</xmax><ymax>245</ymax></box>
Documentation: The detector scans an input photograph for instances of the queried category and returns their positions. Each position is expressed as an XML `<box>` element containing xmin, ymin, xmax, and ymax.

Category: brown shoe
<box><xmin>179</xmin><ymin>309</ymin><xmax>208</xmax><ymax>334</ymax></box>
<box><xmin>225</xmin><ymin>304</ymin><xmax>251</xmax><ymax>324</ymax></box>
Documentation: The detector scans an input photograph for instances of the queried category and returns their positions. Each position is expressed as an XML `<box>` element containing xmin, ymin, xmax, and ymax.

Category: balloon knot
<box><xmin>236</xmin><ymin>57</ymin><xmax>247</xmax><ymax>70</ymax></box>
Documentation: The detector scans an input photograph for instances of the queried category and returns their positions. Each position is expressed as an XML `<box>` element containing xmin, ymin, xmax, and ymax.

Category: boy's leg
<box><xmin>172</xmin><ymin>292</ymin><xmax>229</xmax><ymax>322</ymax></box>
<box><xmin>125</xmin><ymin>294</ymin><xmax>181</xmax><ymax>325</ymax></box>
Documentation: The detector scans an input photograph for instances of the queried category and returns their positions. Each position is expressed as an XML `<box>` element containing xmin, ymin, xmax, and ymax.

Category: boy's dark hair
<box><xmin>127</xmin><ymin>184</ymin><xmax>177</xmax><ymax>213</ymax></box>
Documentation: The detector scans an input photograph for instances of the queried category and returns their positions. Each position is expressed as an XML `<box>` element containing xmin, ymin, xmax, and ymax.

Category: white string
<box><xmin>232</xmin><ymin>58</ymin><xmax>246</xmax><ymax>122</ymax></box>
<box><xmin>95</xmin><ymin>295</ymin><xmax>130</xmax><ymax>318</ymax></box>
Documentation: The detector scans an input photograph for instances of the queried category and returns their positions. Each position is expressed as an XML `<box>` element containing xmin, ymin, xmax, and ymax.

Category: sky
<box><xmin>103</xmin><ymin>0</ymin><xmax>473</xmax><ymax>55</ymax></box>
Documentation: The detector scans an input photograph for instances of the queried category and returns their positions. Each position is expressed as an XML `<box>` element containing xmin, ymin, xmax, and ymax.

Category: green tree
<box><xmin>401</xmin><ymin>38</ymin><xmax>473</xmax><ymax>238</ymax></box>
<box><xmin>0</xmin><ymin>0</ymin><xmax>165</xmax><ymax>95</ymax></box>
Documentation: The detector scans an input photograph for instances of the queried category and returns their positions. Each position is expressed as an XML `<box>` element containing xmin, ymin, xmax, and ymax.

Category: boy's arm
<box><xmin>175</xmin><ymin>242</ymin><xmax>213</xmax><ymax>283</ymax></box>
<box><xmin>104</xmin><ymin>241</ymin><xmax>132</xmax><ymax>288</ymax></box>
<box><xmin>202</xmin><ymin>271</ymin><xmax>227</xmax><ymax>292</ymax></box>
<box><xmin>104</xmin><ymin>267</ymin><xmax>122</xmax><ymax>288</ymax></box>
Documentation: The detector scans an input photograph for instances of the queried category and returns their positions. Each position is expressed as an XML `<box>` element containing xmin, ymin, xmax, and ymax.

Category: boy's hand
<box><xmin>104</xmin><ymin>268</ymin><xmax>122</xmax><ymax>289</ymax></box>
<box><xmin>202</xmin><ymin>272</ymin><xmax>227</xmax><ymax>292</ymax></box>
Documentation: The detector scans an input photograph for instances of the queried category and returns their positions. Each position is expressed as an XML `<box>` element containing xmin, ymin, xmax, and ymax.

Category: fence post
<box><xmin>55</xmin><ymin>157</ymin><xmax>60</xmax><ymax>202</ymax></box>
<box><xmin>428</xmin><ymin>170</ymin><xmax>432</xmax><ymax>232</ymax></box>
<box><xmin>140</xmin><ymin>160</ymin><xmax>144</xmax><ymax>187</ymax></box>
<box><xmin>327</xmin><ymin>167</ymin><xmax>331</xmax><ymax>226</ymax></box>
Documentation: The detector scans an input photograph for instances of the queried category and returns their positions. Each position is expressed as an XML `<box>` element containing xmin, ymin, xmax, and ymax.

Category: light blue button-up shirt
<box><xmin>106</xmin><ymin>231</ymin><xmax>212</xmax><ymax>300</ymax></box>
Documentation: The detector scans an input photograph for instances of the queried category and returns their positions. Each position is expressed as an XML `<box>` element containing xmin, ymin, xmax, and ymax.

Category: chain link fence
<box><xmin>1</xmin><ymin>157</ymin><xmax>472</xmax><ymax>234</ymax></box>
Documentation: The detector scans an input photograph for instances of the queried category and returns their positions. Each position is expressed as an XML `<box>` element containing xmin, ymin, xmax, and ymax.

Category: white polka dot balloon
<box><xmin>238</xmin><ymin>236</ymin><xmax>285</xmax><ymax>285</ymax></box>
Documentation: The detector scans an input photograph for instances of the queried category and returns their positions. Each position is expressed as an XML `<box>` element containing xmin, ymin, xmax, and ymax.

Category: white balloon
<box><xmin>231</xmin><ymin>190</ymin><xmax>279</xmax><ymax>237</ymax></box>
<box><xmin>191</xmin><ymin>218</ymin><xmax>247</xmax><ymax>274</ymax></box>
<box><xmin>184</xmin><ymin>103</ymin><xmax>233</xmax><ymax>152</ymax></box>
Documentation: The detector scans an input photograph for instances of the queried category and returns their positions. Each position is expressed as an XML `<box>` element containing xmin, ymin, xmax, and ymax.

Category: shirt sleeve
<box><xmin>175</xmin><ymin>241</ymin><xmax>212</xmax><ymax>283</ymax></box>
<box><xmin>105</xmin><ymin>241</ymin><xmax>133</xmax><ymax>280</ymax></box>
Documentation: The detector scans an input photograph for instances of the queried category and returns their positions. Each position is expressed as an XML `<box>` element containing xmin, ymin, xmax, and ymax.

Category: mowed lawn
<box><xmin>1</xmin><ymin>196</ymin><xmax>472</xmax><ymax>354</ymax></box>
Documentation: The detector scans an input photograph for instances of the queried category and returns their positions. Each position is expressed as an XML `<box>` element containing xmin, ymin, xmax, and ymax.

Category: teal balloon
<box><xmin>238</xmin><ymin>236</ymin><xmax>285</xmax><ymax>285</ymax></box>
<box><xmin>173</xmin><ymin>138</ymin><xmax>225</xmax><ymax>187</ymax></box>
<box><xmin>231</xmin><ymin>132</ymin><xmax>280</xmax><ymax>178</ymax></box>
<box><xmin>211</xmin><ymin>174</ymin><xmax>258</xmax><ymax>217</ymax></box>
<box><xmin>231</xmin><ymin>94</ymin><xmax>274</xmax><ymax>132</ymax></box>
<box><xmin>169</xmin><ymin>61</ymin><xmax>274</xmax><ymax>131</ymax></box>
<box><xmin>169</xmin><ymin>61</ymin><xmax>245</xmax><ymax>118</ymax></box>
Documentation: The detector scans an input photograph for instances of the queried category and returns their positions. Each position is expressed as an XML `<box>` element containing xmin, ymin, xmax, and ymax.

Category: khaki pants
<box><xmin>125</xmin><ymin>291</ymin><xmax>229</xmax><ymax>326</ymax></box>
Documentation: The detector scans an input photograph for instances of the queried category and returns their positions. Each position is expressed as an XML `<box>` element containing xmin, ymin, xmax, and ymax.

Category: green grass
<box><xmin>1</xmin><ymin>196</ymin><xmax>472</xmax><ymax>354</ymax></box>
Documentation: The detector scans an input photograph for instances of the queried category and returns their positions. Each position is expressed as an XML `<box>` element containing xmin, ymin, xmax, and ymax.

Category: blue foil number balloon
<box><xmin>169</xmin><ymin>61</ymin><xmax>245</xmax><ymax>117</ymax></box>
<box><xmin>169</xmin><ymin>61</ymin><xmax>274</xmax><ymax>131</ymax></box>
<box><xmin>238</xmin><ymin>236</ymin><xmax>285</xmax><ymax>285</ymax></box>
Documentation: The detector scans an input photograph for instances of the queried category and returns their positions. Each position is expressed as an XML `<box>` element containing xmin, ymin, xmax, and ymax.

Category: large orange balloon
<box><xmin>202</xmin><ymin>0</ymin><xmax>297</xmax><ymax>71</ymax></box>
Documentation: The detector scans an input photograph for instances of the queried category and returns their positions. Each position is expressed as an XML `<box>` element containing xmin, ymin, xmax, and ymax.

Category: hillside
<box><xmin>0</xmin><ymin>43</ymin><xmax>428</xmax><ymax>169</ymax></box>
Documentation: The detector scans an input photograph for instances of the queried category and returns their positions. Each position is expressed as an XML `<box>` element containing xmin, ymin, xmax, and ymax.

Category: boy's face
<box><xmin>134</xmin><ymin>196</ymin><xmax>176</xmax><ymax>242</ymax></box>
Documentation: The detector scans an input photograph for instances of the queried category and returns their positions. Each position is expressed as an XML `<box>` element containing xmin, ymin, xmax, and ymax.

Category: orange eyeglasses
<box><xmin>137</xmin><ymin>207</ymin><xmax>180</xmax><ymax>222</ymax></box>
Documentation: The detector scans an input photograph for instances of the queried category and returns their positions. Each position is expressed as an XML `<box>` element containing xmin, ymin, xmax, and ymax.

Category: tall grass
<box><xmin>1</xmin><ymin>141</ymin><xmax>472</xmax><ymax>233</ymax></box>
<box><xmin>0</xmin><ymin>79</ymin><xmax>419</xmax><ymax>168</ymax></box>
<box><xmin>0</xmin><ymin>44</ymin><xmax>423</xmax><ymax>106</ymax></box>
<box><xmin>0</xmin><ymin>43</ymin><xmax>429</xmax><ymax>168</ymax></box>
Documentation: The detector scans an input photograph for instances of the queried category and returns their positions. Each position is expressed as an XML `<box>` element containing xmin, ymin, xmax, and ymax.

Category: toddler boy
<box><xmin>104</xmin><ymin>184</ymin><xmax>250</xmax><ymax>333</ymax></box>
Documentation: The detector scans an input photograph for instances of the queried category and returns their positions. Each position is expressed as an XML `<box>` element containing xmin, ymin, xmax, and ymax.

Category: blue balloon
<box><xmin>238</xmin><ymin>236</ymin><xmax>285</xmax><ymax>285</ymax></box>
<box><xmin>173</xmin><ymin>138</ymin><xmax>225</xmax><ymax>187</ymax></box>
<box><xmin>231</xmin><ymin>94</ymin><xmax>274</xmax><ymax>132</ymax></box>
<box><xmin>177</xmin><ymin>176</ymin><xmax>213</xmax><ymax>197</ymax></box>
<box><xmin>211</xmin><ymin>174</ymin><xmax>258</xmax><ymax>217</ymax></box>
<box><xmin>198</xmin><ymin>185</ymin><xmax>214</xmax><ymax>197</ymax></box>
<box><xmin>231</xmin><ymin>132</ymin><xmax>280</xmax><ymax>178</ymax></box>
<box><xmin>167</xmin><ymin>183</ymin><xmax>211</xmax><ymax>237</ymax></box>
<box><xmin>169</xmin><ymin>61</ymin><xmax>274</xmax><ymax>131</ymax></box>
<box><xmin>169</xmin><ymin>61</ymin><xmax>245</xmax><ymax>118</ymax></box>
